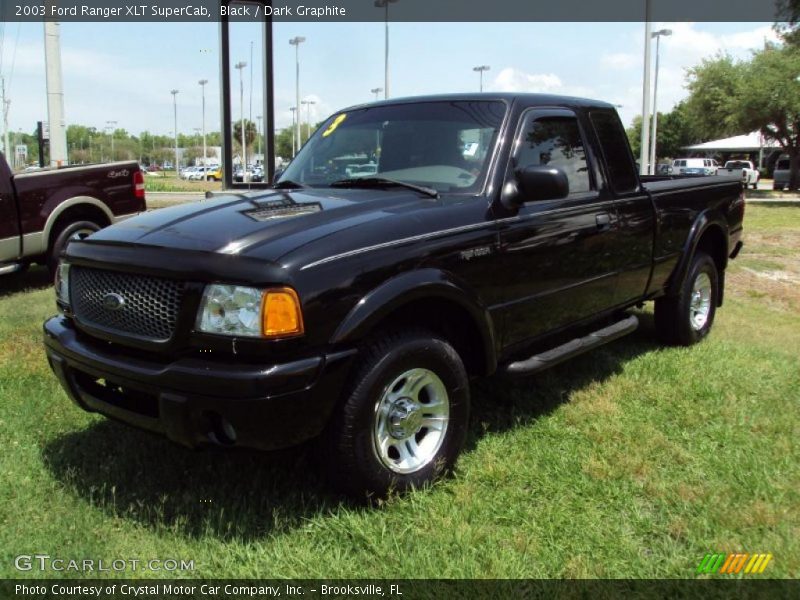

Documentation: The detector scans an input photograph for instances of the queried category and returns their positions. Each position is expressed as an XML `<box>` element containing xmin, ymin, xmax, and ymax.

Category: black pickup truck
<box><xmin>43</xmin><ymin>94</ymin><xmax>744</xmax><ymax>498</ymax></box>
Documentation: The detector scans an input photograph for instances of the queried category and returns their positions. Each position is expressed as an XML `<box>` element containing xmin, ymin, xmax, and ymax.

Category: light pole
<box><xmin>301</xmin><ymin>99</ymin><xmax>316</xmax><ymax>142</ymax></box>
<box><xmin>289</xmin><ymin>36</ymin><xmax>306</xmax><ymax>154</ymax></box>
<box><xmin>198</xmin><ymin>79</ymin><xmax>208</xmax><ymax>167</ymax></box>
<box><xmin>171</xmin><ymin>89</ymin><xmax>179</xmax><ymax>174</ymax></box>
<box><xmin>235</xmin><ymin>61</ymin><xmax>248</xmax><ymax>174</ymax></box>
<box><xmin>375</xmin><ymin>0</ymin><xmax>399</xmax><ymax>99</ymax></box>
<box><xmin>371</xmin><ymin>87</ymin><xmax>383</xmax><ymax>100</ymax></box>
<box><xmin>639</xmin><ymin>1</ymin><xmax>652</xmax><ymax>176</ymax></box>
<box><xmin>650</xmin><ymin>29</ymin><xmax>672</xmax><ymax>174</ymax></box>
<box><xmin>256</xmin><ymin>115</ymin><xmax>262</xmax><ymax>160</ymax></box>
<box><xmin>289</xmin><ymin>106</ymin><xmax>297</xmax><ymax>156</ymax></box>
<box><xmin>106</xmin><ymin>120</ymin><xmax>117</xmax><ymax>161</ymax></box>
<box><xmin>473</xmin><ymin>65</ymin><xmax>490</xmax><ymax>92</ymax></box>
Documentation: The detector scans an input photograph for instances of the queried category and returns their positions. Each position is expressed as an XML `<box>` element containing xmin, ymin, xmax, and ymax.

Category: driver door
<box><xmin>495</xmin><ymin>109</ymin><xmax>620</xmax><ymax>348</ymax></box>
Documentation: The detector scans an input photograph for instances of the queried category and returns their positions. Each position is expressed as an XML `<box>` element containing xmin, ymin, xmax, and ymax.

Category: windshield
<box><xmin>279</xmin><ymin>100</ymin><xmax>506</xmax><ymax>193</ymax></box>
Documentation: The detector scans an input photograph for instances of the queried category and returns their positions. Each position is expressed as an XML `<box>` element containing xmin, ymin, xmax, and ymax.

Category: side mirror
<box><xmin>503</xmin><ymin>165</ymin><xmax>569</xmax><ymax>207</ymax></box>
<box><xmin>272</xmin><ymin>168</ymin><xmax>284</xmax><ymax>184</ymax></box>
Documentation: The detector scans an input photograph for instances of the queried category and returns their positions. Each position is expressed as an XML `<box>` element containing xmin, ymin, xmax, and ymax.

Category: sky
<box><xmin>0</xmin><ymin>20</ymin><xmax>779</xmax><ymax>140</ymax></box>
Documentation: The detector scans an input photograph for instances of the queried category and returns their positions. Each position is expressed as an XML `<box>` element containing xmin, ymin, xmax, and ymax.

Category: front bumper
<box><xmin>43</xmin><ymin>316</ymin><xmax>355</xmax><ymax>451</ymax></box>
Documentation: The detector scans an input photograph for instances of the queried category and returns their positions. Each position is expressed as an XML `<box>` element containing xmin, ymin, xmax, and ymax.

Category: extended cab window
<box><xmin>589</xmin><ymin>111</ymin><xmax>639</xmax><ymax>193</ymax></box>
<box><xmin>514</xmin><ymin>116</ymin><xmax>591</xmax><ymax>194</ymax></box>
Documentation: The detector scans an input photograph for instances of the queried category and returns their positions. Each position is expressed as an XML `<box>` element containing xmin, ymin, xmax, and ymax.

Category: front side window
<box><xmin>513</xmin><ymin>116</ymin><xmax>591</xmax><ymax>194</ymax></box>
<box><xmin>279</xmin><ymin>101</ymin><xmax>505</xmax><ymax>193</ymax></box>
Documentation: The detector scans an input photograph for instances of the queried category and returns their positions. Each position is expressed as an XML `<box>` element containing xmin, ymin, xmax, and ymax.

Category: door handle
<box><xmin>595</xmin><ymin>213</ymin><xmax>612</xmax><ymax>231</ymax></box>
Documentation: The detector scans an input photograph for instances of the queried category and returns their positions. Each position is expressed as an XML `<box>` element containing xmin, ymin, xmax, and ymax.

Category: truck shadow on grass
<box><xmin>0</xmin><ymin>266</ymin><xmax>52</xmax><ymax>298</ymax></box>
<box><xmin>41</xmin><ymin>312</ymin><xmax>661</xmax><ymax>541</ymax></box>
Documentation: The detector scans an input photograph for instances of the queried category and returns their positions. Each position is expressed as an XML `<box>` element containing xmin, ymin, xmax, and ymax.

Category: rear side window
<box><xmin>777</xmin><ymin>159</ymin><xmax>790</xmax><ymax>169</ymax></box>
<box><xmin>589</xmin><ymin>111</ymin><xmax>638</xmax><ymax>193</ymax></box>
<box><xmin>514</xmin><ymin>116</ymin><xmax>591</xmax><ymax>194</ymax></box>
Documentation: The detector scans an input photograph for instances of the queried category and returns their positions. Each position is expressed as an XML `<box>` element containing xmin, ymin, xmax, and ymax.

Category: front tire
<box><xmin>319</xmin><ymin>329</ymin><xmax>470</xmax><ymax>500</ymax></box>
<box><xmin>655</xmin><ymin>251</ymin><xmax>718</xmax><ymax>346</ymax></box>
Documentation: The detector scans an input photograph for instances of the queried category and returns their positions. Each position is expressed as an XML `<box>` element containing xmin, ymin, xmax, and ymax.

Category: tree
<box><xmin>776</xmin><ymin>0</ymin><xmax>800</xmax><ymax>46</ymax></box>
<box><xmin>684</xmin><ymin>43</ymin><xmax>800</xmax><ymax>188</ymax></box>
<box><xmin>736</xmin><ymin>43</ymin><xmax>800</xmax><ymax>188</ymax></box>
<box><xmin>626</xmin><ymin>102</ymin><xmax>699</xmax><ymax>162</ymax></box>
<box><xmin>232</xmin><ymin>119</ymin><xmax>257</xmax><ymax>151</ymax></box>
<box><xmin>683</xmin><ymin>53</ymin><xmax>746</xmax><ymax>141</ymax></box>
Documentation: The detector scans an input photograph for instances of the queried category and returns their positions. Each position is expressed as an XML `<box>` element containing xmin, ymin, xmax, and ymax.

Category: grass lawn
<box><xmin>144</xmin><ymin>172</ymin><xmax>222</xmax><ymax>194</ymax></box>
<box><xmin>0</xmin><ymin>205</ymin><xmax>797</xmax><ymax>579</ymax></box>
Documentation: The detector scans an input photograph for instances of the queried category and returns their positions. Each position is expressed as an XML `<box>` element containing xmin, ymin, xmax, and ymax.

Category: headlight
<box><xmin>196</xmin><ymin>284</ymin><xmax>304</xmax><ymax>339</ymax></box>
<box><xmin>55</xmin><ymin>262</ymin><xmax>71</xmax><ymax>308</ymax></box>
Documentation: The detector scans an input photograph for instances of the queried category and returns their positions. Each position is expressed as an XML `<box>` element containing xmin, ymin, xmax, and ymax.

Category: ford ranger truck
<box><xmin>0</xmin><ymin>153</ymin><xmax>146</xmax><ymax>276</ymax></box>
<box><xmin>43</xmin><ymin>94</ymin><xmax>744</xmax><ymax>498</ymax></box>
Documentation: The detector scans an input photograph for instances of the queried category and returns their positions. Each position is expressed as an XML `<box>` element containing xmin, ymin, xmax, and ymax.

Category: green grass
<box><xmin>144</xmin><ymin>172</ymin><xmax>221</xmax><ymax>193</ymax></box>
<box><xmin>0</xmin><ymin>207</ymin><xmax>798</xmax><ymax>579</ymax></box>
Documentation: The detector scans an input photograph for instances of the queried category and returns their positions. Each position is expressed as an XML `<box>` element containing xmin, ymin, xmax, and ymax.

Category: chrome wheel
<box><xmin>689</xmin><ymin>272</ymin><xmax>712</xmax><ymax>331</ymax></box>
<box><xmin>373</xmin><ymin>368</ymin><xmax>450</xmax><ymax>474</ymax></box>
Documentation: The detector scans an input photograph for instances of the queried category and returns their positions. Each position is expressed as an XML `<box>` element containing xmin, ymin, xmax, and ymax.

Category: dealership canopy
<box><xmin>683</xmin><ymin>131</ymin><xmax>781</xmax><ymax>153</ymax></box>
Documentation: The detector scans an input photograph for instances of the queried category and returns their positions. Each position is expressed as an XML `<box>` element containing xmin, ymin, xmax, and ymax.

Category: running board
<box><xmin>501</xmin><ymin>314</ymin><xmax>639</xmax><ymax>376</ymax></box>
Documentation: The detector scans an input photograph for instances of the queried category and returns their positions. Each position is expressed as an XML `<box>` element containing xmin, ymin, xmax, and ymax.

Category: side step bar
<box><xmin>501</xmin><ymin>314</ymin><xmax>639</xmax><ymax>377</ymax></box>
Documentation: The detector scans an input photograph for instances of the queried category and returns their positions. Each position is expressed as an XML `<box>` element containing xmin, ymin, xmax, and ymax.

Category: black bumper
<box><xmin>43</xmin><ymin>316</ymin><xmax>355</xmax><ymax>451</ymax></box>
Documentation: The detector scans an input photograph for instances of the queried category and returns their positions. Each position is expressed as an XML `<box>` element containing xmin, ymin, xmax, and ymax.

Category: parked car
<box><xmin>672</xmin><ymin>158</ymin><xmax>719</xmax><ymax>176</ymax></box>
<box><xmin>773</xmin><ymin>157</ymin><xmax>791</xmax><ymax>190</ymax></box>
<box><xmin>205</xmin><ymin>165</ymin><xmax>222</xmax><ymax>182</ymax></box>
<box><xmin>43</xmin><ymin>94</ymin><xmax>744</xmax><ymax>499</ymax></box>
<box><xmin>0</xmin><ymin>152</ymin><xmax>146</xmax><ymax>276</ymax></box>
<box><xmin>719</xmin><ymin>160</ymin><xmax>759</xmax><ymax>189</ymax></box>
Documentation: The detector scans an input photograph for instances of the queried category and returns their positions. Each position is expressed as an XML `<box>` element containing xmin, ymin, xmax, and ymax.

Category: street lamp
<box><xmin>289</xmin><ymin>36</ymin><xmax>306</xmax><ymax>155</ymax></box>
<box><xmin>106</xmin><ymin>120</ymin><xmax>117</xmax><ymax>161</ymax></box>
<box><xmin>473</xmin><ymin>65</ymin><xmax>490</xmax><ymax>92</ymax></box>
<box><xmin>289</xmin><ymin>106</ymin><xmax>297</xmax><ymax>156</ymax></box>
<box><xmin>170</xmin><ymin>89</ymin><xmax>179</xmax><ymax>174</ymax></box>
<box><xmin>235</xmin><ymin>61</ymin><xmax>248</xmax><ymax>176</ymax></box>
<box><xmin>371</xmin><ymin>87</ymin><xmax>383</xmax><ymax>100</ymax></box>
<box><xmin>374</xmin><ymin>0</ymin><xmax>399</xmax><ymax>99</ymax></box>
<box><xmin>256</xmin><ymin>115</ymin><xmax>262</xmax><ymax>160</ymax></box>
<box><xmin>301</xmin><ymin>99</ymin><xmax>316</xmax><ymax>142</ymax></box>
<box><xmin>198</xmin><ymin>79</ymin><xmax>208</xmax><ymax>168</ymax></box>
<box><xmin>649</xmin><ymin>28</ymin><xmax>672</xmax><ymax>174</ymax></box>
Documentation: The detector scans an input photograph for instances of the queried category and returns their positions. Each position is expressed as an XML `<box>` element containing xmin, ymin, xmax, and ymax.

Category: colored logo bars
<box><xmin>696</xmin><ymin>553</ymin><xmax>772</xmax><ymax>575</ymax></box>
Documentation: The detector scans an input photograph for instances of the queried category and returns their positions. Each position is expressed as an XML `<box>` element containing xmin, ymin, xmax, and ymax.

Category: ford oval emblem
<box><xmin>103</xmin><ymin>293</ymin><xmax>126</xmax><ymax>311</ymax></box>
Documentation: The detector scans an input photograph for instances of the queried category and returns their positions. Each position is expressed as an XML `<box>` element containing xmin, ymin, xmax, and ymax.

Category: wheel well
<box><xmin>48</xmin><ymin>204</ymin><xmax>111</xmax><ymax>248</ymax></box>
<box><xmin>367</xmin><ymin>298</ymin><xmax>491</xmax><ymax>377</ymax></box>
<box><xmin>695</xmin><ymin>225</ymin><xmax>727</xmax><ymax>274</ymax></box>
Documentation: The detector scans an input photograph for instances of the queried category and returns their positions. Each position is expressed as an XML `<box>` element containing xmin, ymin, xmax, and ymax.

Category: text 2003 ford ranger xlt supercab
<box><xmin>43</xmin><ymin>94</ymin><xmax>744</xmax><ymax>498</ymax></box>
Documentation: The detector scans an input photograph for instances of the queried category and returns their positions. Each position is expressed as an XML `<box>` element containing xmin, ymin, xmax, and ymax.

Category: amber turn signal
<box><xmin>261</xmin><ymin>288</ymin><xmax>304</xmax><ymax>338</ymax></box>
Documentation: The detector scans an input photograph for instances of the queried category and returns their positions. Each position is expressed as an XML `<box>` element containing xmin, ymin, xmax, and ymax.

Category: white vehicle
<box><xmin>345</xmin><ymin>163</ymin><xmax>378</xmax><ymax>178</ymax></box>
<box><xmin>187</xmin><ymin>166</ymin><xmax>210</xmax><ymax>181</ymax></box>
<box><xmin>719</xmin><ymin>160</ymin><xmax>759</xmax><ymax>190</ymax></box>
<box><xmin>671</xmin><ymin>158</ymin><xmax>719</xmax><ymax>176</ymax></box>
<box><xmin>180</xmin><ymin>166</ymin><xmax>201</xmax><ymax>180</ymax></box>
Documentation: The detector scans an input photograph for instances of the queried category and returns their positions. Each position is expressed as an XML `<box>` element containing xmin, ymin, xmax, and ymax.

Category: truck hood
<box><xmin>85</xmin><ymin>187</ymin><xmax>430</xmax><ymax>260</ymax></box>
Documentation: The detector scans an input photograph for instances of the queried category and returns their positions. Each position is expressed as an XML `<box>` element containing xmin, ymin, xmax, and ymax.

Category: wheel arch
<box><xmin>331</xmin><ymin>268</ymin><xmax>498</xmax><ymax>377</ymax></box>
<box><xmin>669</xmin><ymin>211</ymin><xmax>729</xmax><ymax>305</ymax></box>
<box><xmin>44</xmin><ymin>196</ymin><xmax>114</xmax><ymax>249</ymax></box>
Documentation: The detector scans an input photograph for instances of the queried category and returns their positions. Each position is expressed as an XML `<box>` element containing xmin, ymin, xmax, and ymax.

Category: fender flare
<box><xmin>331</xmin><ymin>268</ymin><xmax>498</xmax><ymax>375</ymax></box>
<box><xmin>668</xmin><ymin>209</ymin><xmax>729</xmax><ymax>299</ymax></box>
<box><xmin>42</xmin><ymin>196</ymin><xmax>115</xmax><ymax>246</ymax></box>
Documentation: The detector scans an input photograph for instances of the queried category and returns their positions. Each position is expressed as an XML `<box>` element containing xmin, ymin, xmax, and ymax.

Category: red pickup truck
<box><xmin>0</xmin><ymin>152</ymin><xmax>146</xmax><ymax>276</ymax></box>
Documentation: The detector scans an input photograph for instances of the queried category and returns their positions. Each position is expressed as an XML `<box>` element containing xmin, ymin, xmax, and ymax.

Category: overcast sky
<box><xmin>0</xmin><ymin>21</ymin><xmax>779</xmax><ymax>138</ymax></box>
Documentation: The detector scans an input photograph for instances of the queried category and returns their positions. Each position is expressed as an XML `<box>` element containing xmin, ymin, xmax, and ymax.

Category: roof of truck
<box><xmin>341</xmin><ymin>93</ymin><xmax>616</xmax><ymax>112</ymax></box>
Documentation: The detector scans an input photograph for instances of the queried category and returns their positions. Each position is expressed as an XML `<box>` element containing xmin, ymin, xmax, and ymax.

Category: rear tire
<box><xmin>47</xmin><ymin>220</ymin><xmax>101</xmax><ymax>275</ymax></box>
<box><xmin>318</xmin><ymin>329</ymin><xmax>470</xmax><ymax>500</ymax></box>
<box><xmin>655</xmin><ymin>251</ymin><xmax>718</xmax><ymax>346</ymax></box>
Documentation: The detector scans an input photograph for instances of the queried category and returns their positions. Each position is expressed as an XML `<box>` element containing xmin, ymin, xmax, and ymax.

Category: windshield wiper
<box><xmin>272</xmin><ymin>179</ymin><xmax>307</xmax><ymax>189</ymax></box>
<box><xmin>329</xmin><ymin>177</ymin><xmax>439</xmax><ymax>199</ymax></box>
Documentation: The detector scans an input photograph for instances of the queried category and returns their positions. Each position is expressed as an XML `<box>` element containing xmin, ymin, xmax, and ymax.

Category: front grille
<box><xmin>71</xmin><ymin>267</ymin><xmax>185</xmax><ymax>342</ymax></box>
